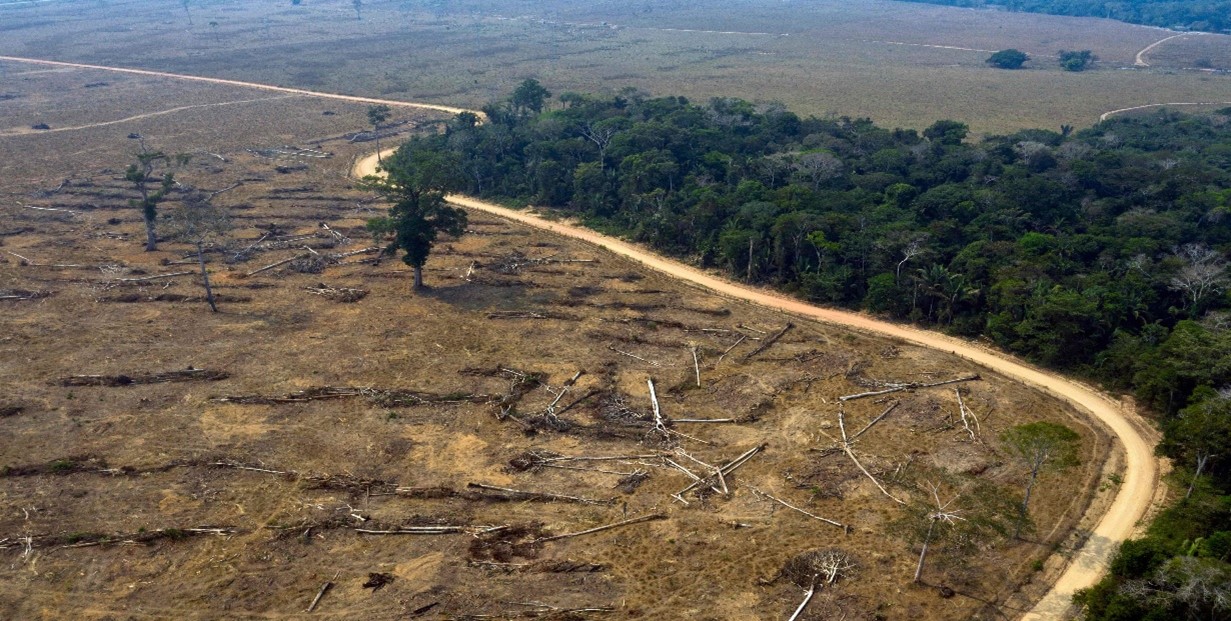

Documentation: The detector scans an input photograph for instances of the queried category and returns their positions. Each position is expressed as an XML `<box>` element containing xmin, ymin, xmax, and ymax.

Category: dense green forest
<box><xmin>898</xmin><ymin>0</ymin><xmax>1231</xmax><ymax>33</ymax></box>
<box><xmin>384</xmin><ymin>84</ymin><xmax>1231</xmax><ymax>618</ymax></box>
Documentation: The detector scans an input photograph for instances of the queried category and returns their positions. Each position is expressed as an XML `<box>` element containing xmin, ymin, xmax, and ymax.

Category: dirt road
<box><xmin>0</xmin><ymin>56</ymin><xmax>477</xmax><ymax>117</ymax></box>
<box><xmin>355</xmin><ymin>150</ymin><xmax>1160</xmax><ymax>620</ymax></box>
<box><xmin>0</xmin><ymin>51</ymin><xmax>1159</xmax><ymax>618</ymax></box>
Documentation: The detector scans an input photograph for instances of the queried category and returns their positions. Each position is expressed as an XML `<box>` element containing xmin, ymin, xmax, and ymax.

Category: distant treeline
<box><xmin>387</xmin><ymin>86</ymin><xmax>1231</xmax><ymax>618</ymax></box>
<box><xmin>899</xmin><ymin>0</ymin><xmax>1231</xmax><ymax>33</ymax></box>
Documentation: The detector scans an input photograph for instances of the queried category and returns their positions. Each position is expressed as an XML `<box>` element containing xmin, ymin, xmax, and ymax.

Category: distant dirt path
<box><xmin>0</xmin><ymin>94</ymin><xmax>298</xmax><ymax>137</ymax></box>
<box><xmin>355</xmin><ymin>148</ymin><xmax>1160</xmax><ymax>620</ymax></box>
<box><xmin>1100</xmin><ymin>100</ymin><xmax>1231</xmax><ymax>121</ymax></box>
<box><xmin>0</xmin><ymin>52</ymin><xmax>1160</xmax><ymax>619</ymax></box>
<box><xmin>1134</xmin><ymin>32</ymin><xmax>1207</xmax><ymax>67</ymax></box>
<box><xmin>0</xmin><ymin>55</ymin><xmax>475</xmax><ymax>116</ymax></box>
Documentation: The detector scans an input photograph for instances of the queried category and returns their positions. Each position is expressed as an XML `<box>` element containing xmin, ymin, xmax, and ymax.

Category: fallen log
<box><xmin>536</xmin><ymin>514</ymin><xmax>667</xmax><ymax>543</ymax></box>
<box><xmin>838</xmin><ymin>374</ymin><xmax>980</xmax><ymax>401</ymax></box>
<box><xmin>116</xmin><ymin>271</ymin><xmax>194</xmax><ymax>283</ymax></box>
<box><xmin>244</xmin><ymin>253</ymin><xmax>309</xmax><ymax>277</ymax></box>
<box><xmin>741</xmin><ymin>323</ymin><xmax>793</xmax><ymax>362</ymax></box>
<box><xmin>59</xmin><ymin>368</ymin><xmax>228</xmax><ymax>387</ymax></box>
<box><xmin>466</xmin><ymin>483</ymin><xmax>615</xmax><ymax>506</ymax></box>
<box><xmin>748</xmin><ymin>486</ymin><xmax>848</xmax><ymax>532</ymax></box>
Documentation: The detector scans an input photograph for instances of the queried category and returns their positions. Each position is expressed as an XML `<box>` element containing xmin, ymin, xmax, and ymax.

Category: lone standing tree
<box><xmin>1002</xmin><ymin>421</ymin><xmax>1080</xmax><ymax>535</ymax></box>
<box><xmin>367</xmin><ymin>104</ymin><xmax>392</xmax><ymax>165</ymax></box>
<box><xmin>364</xmin><ymin>137</ymin><xmax>467</xmax><ymax>290</ymax></box>
<box><xmin>125</xmin><ymin>147</ymin><xmax>174</xmax><ymax>252</ymax></box>
<box><xmin>165</xmin><ymin>193</ymin><xmax>229</xmax><ymax>312</ymax></box>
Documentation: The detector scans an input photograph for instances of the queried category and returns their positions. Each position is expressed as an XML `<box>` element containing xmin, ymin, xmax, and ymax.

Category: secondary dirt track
<box><xmin>355</xmin><ymin>150</ymin><xmax>1161</xmax><ymax>620</ymax></box>
<box><xmin>0</xmin><ymin>52</ymin><xmax>1160</xmax><ymax>618</ymax></box>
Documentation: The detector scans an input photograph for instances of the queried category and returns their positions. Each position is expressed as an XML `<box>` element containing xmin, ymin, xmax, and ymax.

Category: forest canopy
<box><xmin>898</xmin><ymin>0</ymin><xmax>1231</xmax><ymax>33</ymax></box>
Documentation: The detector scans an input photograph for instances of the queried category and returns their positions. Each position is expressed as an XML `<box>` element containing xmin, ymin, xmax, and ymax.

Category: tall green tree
<box><xmin>510</xmin><ymin>79</ymin><xmax>551</xmax><ymax>116</ymax></box>
<box><xmin>125</xmin><ymin>147</ymin><xmax>175</xmax><ymax>252</ymax></box>
<box><xmin>367</xmin><ymin>104</ymin><xmax>392</xmax><ymax>164</ymax></box>
<box><xmin>364</xmin><ymin>139</ymin><xmax>467</xmax><ymax>290</ymax></box>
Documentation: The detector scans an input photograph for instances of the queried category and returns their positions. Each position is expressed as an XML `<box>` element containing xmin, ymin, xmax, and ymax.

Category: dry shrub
<box><xmin>781</xmin><ymin>548</ymin><xmax>858</xmax><ymax>588</ymax></box>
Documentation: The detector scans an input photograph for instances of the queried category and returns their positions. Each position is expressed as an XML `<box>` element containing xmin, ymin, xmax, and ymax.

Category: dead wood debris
<box><xmin>466</xmin><ymin>483</ymin><xmax>615</xmax><ymax>505</ymax></box>
<box><xmin>304</xmin><ymin>283</ymin><xmax>368</xmax><ymax>303</ymax></box>
<box><xmin>58</xmin><ymin>368</ymin><xmax>228</xmax><ymax>387</ymax></box>
<box><xmin>469</xmin><ymin>523</ymin><xmax>549</xmax><ymax>562</ymax></box>
<box><xmin>210</xmin><ymin>386</ymin><xmax>493</xmax><ymax>407</ymax></box>
<box><xmin>0</xmin><ymin>455</ymin><xmax>172</xmax><ymax>477</ymax></box>
<box><xmin>483</xmin><ymin>251</ymin><xmax>596</xmax><ymax>275</ymax></box>
<box><xmin>0</xmin><ymin>288</ymin><xmax>53</xmax><ymax>301</ymax></box>
<box><xmin>487</xmin><ymin>310</ymin><xmax>580</xmax><ymax>321</ymax></box>
<box><xmin>99</xmin><ymin>292</ymin><xmax>252</xmax><ymax>304</ymax></box>
<box><xmin>536</xmin><ymin>513</ymin><xmax>667</xmax><ymax>543</ymax></box>
<box><xmin>839</xmin><ymin>374</ymin><xmax>980</xmax><ymax>401</ymax></box>
<box><xmin>1</xmin><ymin>527</ymin><xmax>238</xmax><ymax>551</ymax></box>
<box><xmin>741</xmin><ymin>323</ymin><xmax>794</xmax><ymax>362</ymax></box>
<box><xmin>361</xmin><ymin>572</ymin><xmax>394</xmax><ymax>591</ymax></box>
<box><xmin>0</xmin><ymin>404</ymin><xmax>24</xmax><ymax>418</ymax></box>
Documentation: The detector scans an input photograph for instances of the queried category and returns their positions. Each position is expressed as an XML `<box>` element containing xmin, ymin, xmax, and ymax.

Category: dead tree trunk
<box><xmin>144</xmin><ymin>214</ymin><xmax>157</xmax><ymax>252</ymax></box>
<box><xmin>196</xmin><ymin>241</ymin><xmax>218</xmax><ymax>312</ymax></box>
<box><xmin>914</xmin><ymin>519</ymin><xmax>936</xmax><ymax>583</ymax></box>
<box><xmin>1187</xmin><ymin>453</ymin><xmax>1210</xmax><ymax>499</ymax></box>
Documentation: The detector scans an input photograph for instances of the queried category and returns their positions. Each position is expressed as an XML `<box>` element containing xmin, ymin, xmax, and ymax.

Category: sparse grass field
<box><xmin>1</xmin><ymin>0</ymin><xmax>1229</xmax><ymax>135</ymax></box>
<box><xmin>0</xmin><ymin>61</ymin><xmax>1118</xmax><ymax>620</ymax></box>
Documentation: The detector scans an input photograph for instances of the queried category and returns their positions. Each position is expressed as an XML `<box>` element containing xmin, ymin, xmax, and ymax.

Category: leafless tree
<box><xmin>794</xmin><ymin>151</ymin><xmax>844</xmax><ymax>191</ymax></box>
<box><xmin>580</xmin><ymin>121</ymin><xmax>618</xmax><ymax>170</ymax></box>
<box><xmin>896</xmin><ymin>236</ymin><xmax>927</xmax><ymax>284</ymax></box>
<box><xmin>913</xmin><ymin>481</ymin><xmax>965</xmax><ymax>583</ymax></box>
<box><xmin>1169</xmin><ymin>243</ymin><xmax>1228</xmax><ymax>312</ymax></box>
<box><xmin>165</xmin><ymin>193</ymin><xmax>229</xmax><ymax>312</ymax></box>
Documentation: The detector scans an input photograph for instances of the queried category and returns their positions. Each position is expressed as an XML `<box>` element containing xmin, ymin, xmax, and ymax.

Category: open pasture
<box><xmin>0</xmin><ymin>0</ymin><xmax>1228</xmax><ymax>134</ymax></box>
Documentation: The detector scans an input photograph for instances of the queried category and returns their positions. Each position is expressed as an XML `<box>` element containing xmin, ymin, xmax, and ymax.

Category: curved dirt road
<box><xmin>1101</xmin><ymin>100</ymin><xmax>1231</xmax><ymax>121</ymax></box>
<box><xmin>0</xmin><ymin>52</ymin><xmax>1157</xmax><ymax>618</ymax></box>
<box><xmin>355</xmin><ymin>150</ymin><xmax>1159</xmax><ymax>620</ymax></box>
<box><xmin>1134</xmin><ymin>32</ymin><xmax>1208</xmax><ymax>67</ymax></box>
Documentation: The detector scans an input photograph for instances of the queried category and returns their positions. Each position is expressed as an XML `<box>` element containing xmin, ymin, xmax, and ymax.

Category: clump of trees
<box><xmin>986</xmin><ymin>48</ymin><xmax>1029</xmax><ymax>69</ymax></box>
<box><xmin>1058</xmin><ymin>49</ymin><xmax>1096</xmax><ymax>71</ymax></box>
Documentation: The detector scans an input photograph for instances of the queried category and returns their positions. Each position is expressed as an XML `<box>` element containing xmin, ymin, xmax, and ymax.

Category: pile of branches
<box><xmin>2</xmin><ymin>527</ymin><xmax>237</xmax><ymax>551</ymax></box>
<box><xmin>483</xmin><ymin>251</ymin><xmax>594</xmax><ymax>275</ymax></box>
<box><xmin>211</xmin><ymin>386</ymin><xmax>493</xmax><ymax>407</ymax></box>
<box><xmin>58</xmin><ymin>368</ymin><xmax>229</xmax><ymax>387</ymax></box>
<box><xmin>468</xmin><ymin>523</ymin><xmax>549</xmax><ymax>562</ymax></box>
<box><xmin>780</xmin><ymin>548</ymin><xmax>859</xmax><ymax>588</ymax></box>
<box><xmin>0</xmin><ymin>288</ymin><xmax>53</xmax><ymax>301</ymax></box>
<box><xmin>246</xmin><ymin>145</ymin><xmax>331</xmax><ymax>159</ymax></box>
<box><xmin>304</xmin><ymin>283</ymin><xmax>368</xmax><ymax>303</ymax></box>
